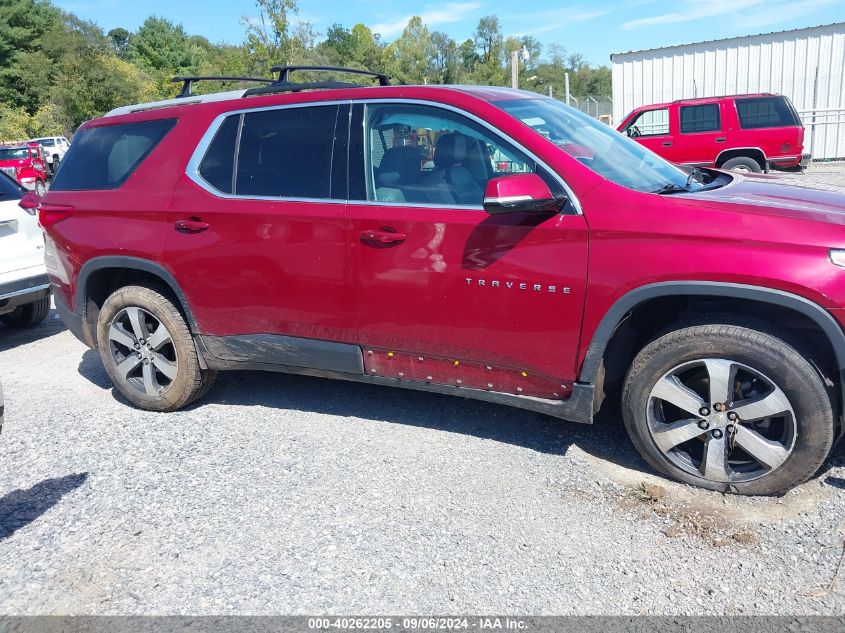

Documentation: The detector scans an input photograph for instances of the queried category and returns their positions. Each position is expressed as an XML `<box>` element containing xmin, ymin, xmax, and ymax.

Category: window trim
<box><xmin>185</xmin><ymin>98</ymin><xmax>581</xmax><ymax>214</ymax></box>
<box><xmin>679</xmin><ymin>103</ymin><xmax>722</xmax><ymax>135</ymax></box>
<box><xmin>624</xmin><ymin>107</ymin><xmax>670</xmax><ymax>138</ymax></box>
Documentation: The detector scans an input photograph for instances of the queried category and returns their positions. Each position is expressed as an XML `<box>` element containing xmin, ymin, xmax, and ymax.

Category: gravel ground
<box><xmin>778</xmin><ymin>160</ymin><xmax>845</xmax><ymax>187</ymax></box>
<box><xmin>3</xmin><ymin>164</ymin><xmax>845</xmax><ymax>616</ymax></box>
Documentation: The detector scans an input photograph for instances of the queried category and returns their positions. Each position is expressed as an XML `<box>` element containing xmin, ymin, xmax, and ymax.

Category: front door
<box><xmin>347</xmin><ymin>102</ymin><xmax>589</xmax><ymax>398</ymax></box>
<box><xmin>163</xmin><ymin>103</ymin><xmax>357</xmax><ymax>349</ymax></box>
<box><xmin>623</xmin><ymin>107</ymin><xmax>674</xmax><ymax>161</ymax></box>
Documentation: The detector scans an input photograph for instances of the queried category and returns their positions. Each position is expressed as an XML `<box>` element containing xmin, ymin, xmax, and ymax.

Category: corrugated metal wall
<box><xmin>611</xmin><ymin>23</ymin><xmax>845</xmax><ymax>160</ymax></box>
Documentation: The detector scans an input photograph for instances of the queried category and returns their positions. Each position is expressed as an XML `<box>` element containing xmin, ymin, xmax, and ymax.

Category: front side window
<box><xmin>736</xmin><ymin>97</ymin><xmax>801</xmax><ymax>129</ymax></box>
<box><xmin>235</xmin><ymin>105</ymin><xmax>339</xmax><ymax>199</ymax></box>
<box><xmin>680</xmin><ymin>104</ymin><xmax>721</xmax><ymax>133</ymax></box>
<box><xmin>50</xmin><ymin>119</ymin><xmax>176</xmax><ymax>191</ymax></box>
<box><xmin>623</xmin><ymin>108</ymin><xmax>669</xmax><ymax>137</ymax></box>
<box><xmin>363</xmin><ymin>103</ymin><xmax>561</xmax><ymax>206</ymax></box>
<box><xmin>495</xmin><ymin>98</ymin><xmax>711</xmax><ymax>194</ymax></box>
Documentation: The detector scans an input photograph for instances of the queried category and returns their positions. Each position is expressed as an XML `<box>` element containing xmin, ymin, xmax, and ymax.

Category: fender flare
<box><xmin>579</xmin><ymin>282</ymin><xmax>845</xmax><ymax>399</ymax></box>
<box><xmin>76</xmin><ymin>256</ymin><xmax>199</xmax><ymax>332</ymax></box>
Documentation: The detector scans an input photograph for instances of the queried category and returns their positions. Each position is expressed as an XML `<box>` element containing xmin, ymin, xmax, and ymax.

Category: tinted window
<box><xmin>736</xmin><ymin>97</ymin><xmax>801</xmax><ymax>129</ymax></box>
<box><xmin>362</xmin><ymin>102</ymin><xmax>563</xmax><ymax>206</ymax></box>
<box><xmin>235</xmin><ymin>105</ymin><xmax>339</xmax><ymax>198</ymax></box>
<box><xmin>51</xmin><ymin>119</ymin><xmax>176</xmax><ymax>191</ymax></box>
<box><xmin>0</xmin><ymin>171</ymin><xmax>23</xmax><ymax>200</ymax></box>
<box><xmin>680</xmin><ymin>104</ymin><xmax>721</xmax><ymax>133</ymax></box>
<box><xmin>199</xmin><ymin>114</ymin><xmax>240</xmax><ymax>194</ymax></box>
<box><xmin>625</xmin><ymin>108</ymin><xmax>669</xmax><ymax>137</ymax></box>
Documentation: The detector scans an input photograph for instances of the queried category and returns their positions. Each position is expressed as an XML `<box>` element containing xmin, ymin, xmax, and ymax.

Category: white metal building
<box><xmin>610</xmin><ymin>23</ymin><xmax>845</xmax><ymax>160</ymax></box>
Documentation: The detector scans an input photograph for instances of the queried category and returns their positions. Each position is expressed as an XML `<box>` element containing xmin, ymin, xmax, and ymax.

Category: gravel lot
<box><xmin>3</xmin><ymin>163</ymin><xmax>845</xmax><ymax>616</ymax></box>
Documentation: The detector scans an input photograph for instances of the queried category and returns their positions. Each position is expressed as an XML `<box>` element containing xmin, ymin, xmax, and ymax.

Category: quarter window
<box><xmin>736</xmin><ymin>97</ymin><xmax>801</xmax><ymax>129</ymax></box>
<box><xmin>680</xmin><ymin>104</ymin><xmax>721</xmax><ymax>133</ymax></box>
<box><xmin>362</xmin><ymin>103</ymin><xmax>561</xmax><ymax>206</ymax></box>
<box><xmin>199</xmin><ymin>114</ymin><xmax>240</xmax><ymax>194</ymax></box>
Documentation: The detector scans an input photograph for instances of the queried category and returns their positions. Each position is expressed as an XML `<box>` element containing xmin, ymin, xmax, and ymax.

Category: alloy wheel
<box><xmin>646</xmin><ymin>358</ymin><xmax>796</xmax><ymax>484</ymax></box>
<box><xmin>107</xmin><ymin>307</ymin><xmax>178</xmax><ymax>397</ymax></box>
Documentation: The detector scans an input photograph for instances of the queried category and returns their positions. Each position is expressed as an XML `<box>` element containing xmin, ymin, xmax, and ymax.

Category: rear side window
<box><xmin>736</xmin><ymin>97</ymin><xmax>801</xmax><ymax>129</ymax></box>
<box><xmin>680</xmin><ymin>104</ymin><xmax>721</xmax><ymax>133</ymax></box>
<box><xmin>50</xmin><ymin>119</ymin><xmax>176</xmax><ymax>191</ymax></box>
<box><xmin>235</xmin><ymin>105</ymin><xmax>339</xmax><ymax>199</ymax></box>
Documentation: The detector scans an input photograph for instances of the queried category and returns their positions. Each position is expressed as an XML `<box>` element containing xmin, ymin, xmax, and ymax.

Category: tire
<box><xmin>96</xmin><ymin>285</ymin><xmax>217</xmax><ymax>412</ymax></box>
<box><xmin>721</xmin><ymin>156</ymin><xmax>762</xmax><ymax>173</ymax></box>
<box><xmin>622</xmin><ymin>323</ymin><xmax>834</xmax><ymax>495</ymax></box>
<box><xmin>34</xmin><ymin>179</ymin><xmax>46</xmax><ymax>196</ymax></box>
<box><xmin>0</xmin><ymin>295</ymin><xmax>51</xmax><ymax>328</ymax></box>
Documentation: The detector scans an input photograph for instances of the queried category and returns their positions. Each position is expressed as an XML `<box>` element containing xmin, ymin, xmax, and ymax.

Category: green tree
<box><xmin>128</xmin><ymin>16</ymin><xmax>204</xmax><ymax>73</ymax></box>
<box><xmin>242</xmin><ymin>0</ymin><xmax>298</xmax><ymax>72</ymax></box>
<box><xmin>107</xmin><ymin>27</ymin><xmax>130</xmax><ymax>57</ymax></box>
<box><xmin>429</xmin><ymin>31</ymin><xmax>457</xmax><ymax>84</ymax></box>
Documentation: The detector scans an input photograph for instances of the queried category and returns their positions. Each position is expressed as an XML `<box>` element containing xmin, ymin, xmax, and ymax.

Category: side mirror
<box><xmin>482</xmin><ymin>173</ymin><xmax>566</xmax><ymax>215</ymax></box>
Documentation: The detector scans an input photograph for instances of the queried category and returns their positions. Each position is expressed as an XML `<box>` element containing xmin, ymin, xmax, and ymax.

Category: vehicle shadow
<box><xmin>0</xmin><ymin>472</ymin><xmax>89</xmax><ymax>540</ymax></box>
<box><xmin>0</xmin><ymin>308</ymin><xmax>67</xmax><ymax>354</ymax></box>
<box><xmin>85</xmin><ymin>354</ymin><xmax>654</xmax><ymax>476</ymax></box>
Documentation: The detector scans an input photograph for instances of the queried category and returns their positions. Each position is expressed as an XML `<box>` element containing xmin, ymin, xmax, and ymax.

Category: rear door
<box><xmin>163</xmin><ymin>103</ymin><xmax>357</xmax><ymax>348</ymax></box>
<box><xmin>675</xmin><ymin>101</ymin><xmax>724</xmax><ymax>167</ymax></box>
<box><xmin>346</xmin><ymin>101</ymin><xmax>589</xmax><ymax>397</ymax></box>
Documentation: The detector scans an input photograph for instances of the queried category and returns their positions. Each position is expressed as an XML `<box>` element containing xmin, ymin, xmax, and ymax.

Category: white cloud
<box><xmin>622</xmin><ymin>0</ymin><xmax>764</xmax><ymax>30</ymax></box>
<box><xmin>371</xmin><ymin>1</ymin><xmax>482</xmax><ymax>38</ymax></box>
<box><xmin>509</xmin><ymin>8</ymin><xmax>610</xmax><ymax>37</ymax></box>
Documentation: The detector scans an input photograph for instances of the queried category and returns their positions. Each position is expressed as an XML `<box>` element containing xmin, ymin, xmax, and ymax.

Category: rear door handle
<box><xmin>662</xmin><ymin>141</ymin><xmax>672</xmax><ymax>147</ymax></box>
<box><xmin>174</xmin><ymin>218</ymin><xmax>209</xmax><ymax>234</ymax></box>
<box><xmin>715</xmin><ymin>137</ymin><xmax>727</xmax><ymax>142</ymax></box>
<box><xmin>360</xmin><ymin>228</ymin><xmax>406</xmax><ymax>245</ymax></box>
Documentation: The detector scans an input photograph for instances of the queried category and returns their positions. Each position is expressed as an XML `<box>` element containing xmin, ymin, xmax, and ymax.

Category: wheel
<box><xmin>96</xmin><ymin>285</ymin><xmax>217</xmax><ymax>412</ymax></box>
<box><xmin>721</xmin><ymin>156</ymin><xmax>762</xmax><ymax>173</ymax></box>
<box><xmin>34</xmin><ymin>179</ymin><xmax>46</xmax><ymax>196</ymax></box>
<box><xmin>622</xmin><ymin>323</ymin><xmax>834</xmax><ymax>495</ymax></box>
<box><xmin>0</xmin><ymin>295</ymin><xmax>50</xmax><ymax>328</ymax></box>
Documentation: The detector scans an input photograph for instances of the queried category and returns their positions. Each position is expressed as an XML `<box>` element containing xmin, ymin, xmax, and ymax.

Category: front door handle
<box><xmin>360</xmin><ymin>228</ymin><xmax>406</xmax><ymax>245</ymax></box>
<box><xmin>715</xmin><ymin>137</ymin><xmax>727</xmax><ymax>143</ymax></box>
<box><xmin>174</xmin><ymin>218</ymin><xmax>209</xmax><ymax>234</ymax></box>
<box><xmin>662</xmin><ymin>141</ymin><xmax>672</xmax><ymax>147</ymax></box>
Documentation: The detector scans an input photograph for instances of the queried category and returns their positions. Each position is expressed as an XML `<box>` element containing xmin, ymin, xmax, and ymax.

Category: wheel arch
<box><xmin>716</xmin><ymin>147</ymin><xmax>767</xmax><ymax>171</ymax></box>
<box><xmin>76</xmin><ymin>257</ymin><xmax>200</xmax><ymax>343</ymax></box>
<box><xmin>581</xmin><ymin>282</ymin><xmax>845</xmax><ymax>416</ymax></box>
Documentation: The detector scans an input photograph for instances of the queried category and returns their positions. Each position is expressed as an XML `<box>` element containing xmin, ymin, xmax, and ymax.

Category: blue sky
<box><xmin>56</xmin><ymin>0</ymin><xmax>845</xmax><ymax>65</ymax></box>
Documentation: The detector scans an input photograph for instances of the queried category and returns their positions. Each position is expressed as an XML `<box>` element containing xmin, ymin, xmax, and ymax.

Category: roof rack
<box><xmin>172</xmin><ymin>76</ymin><xmax>275</xmax><ymax>99</ymax></box>
<box><xmin>242</xmin><ymin>65</ymin><xmax>391</xmax><ymax>97</ymax></box>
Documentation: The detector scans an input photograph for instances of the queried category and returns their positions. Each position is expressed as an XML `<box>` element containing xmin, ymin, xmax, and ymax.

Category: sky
<box><xmin>56</xmin><ymin>0</ymin><xmax>845</xmax><ymax>66</ymax></box>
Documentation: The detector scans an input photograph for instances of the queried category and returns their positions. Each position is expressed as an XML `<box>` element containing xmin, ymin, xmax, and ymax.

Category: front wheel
<box><xmin>622</xmin><ymin>323</ymin><xmax>834</xmax><ymax>495</ymax></box>
<box><xmin>96</xmin><ymin>285</ymin><xmax>216</xmax><ymax>412</ymax></box>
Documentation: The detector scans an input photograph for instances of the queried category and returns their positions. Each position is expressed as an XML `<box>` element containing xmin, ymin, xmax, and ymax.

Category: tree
<box><xmin>429</xmin><ymin>31</ymin><xmax>457</xmax><ymax>84</ymax></box>
<box><xmin>242</xmin><ymin>0</ymin><xmax>298</xmax><ymax>71</ymax></box>
<box><xmin>474</xmin><ymin>15</ymin><xmax>502</xmax><ymax>64</ymax></box>
<box><xmin>318</xmin><ymin>23</ymin><xmax>354</xmax><ymax>64</ymax></box>
<box><xmin>128</xmin><ymin>16</ymin><xmax>203</xmax><ymax>73</ymax></box>
<box><xmin>387</xmin><ymin>16</ymin><xmax>434</xmax><ymax>84</ymax></box>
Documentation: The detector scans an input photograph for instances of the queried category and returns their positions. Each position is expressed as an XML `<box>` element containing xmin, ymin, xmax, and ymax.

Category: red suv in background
<box><xmin>618</xmin><ymin>94</ymin><xmax>809</xmax><ymax>173</ymax></box>
<box><xmin>38</xmin><ymin>68</ymin><xmax>845</xmax><ymax>496</ymax></box>
<box><xmin>0</xmin><ymin>142</ymin><xmax>49</xmax><ymax>196</ymax></box>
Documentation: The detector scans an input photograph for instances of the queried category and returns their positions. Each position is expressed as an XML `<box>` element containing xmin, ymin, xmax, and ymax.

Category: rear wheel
<box><xmin>0</xmin><ymin>295</ymin><xmax>50</xmax><ymax>328</ymax></box>
<box><xmin>96</xmin><ymin>285</ymin><xmax>216</xmax><ymax>412</ymax></box>
<box><xmin>721</xmin><ymin>156</ymin><xmax>762</xmax><ymax>173</ymax></box>
<box><xmin>622</xmin><ymin>323</ymin><xmax>834</xmax><ymax>495</ymax></box>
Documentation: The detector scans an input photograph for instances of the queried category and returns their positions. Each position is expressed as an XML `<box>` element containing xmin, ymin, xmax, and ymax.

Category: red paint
<box><xmin>41</xmin><ymin>84</ymin><xmax>845</xmax><ymax>402</ymax></box>
<box><xmin>618</xmin><ymin>94</ymin><xmax>805</xmax><ymax>169</ymax></box>
<box><xmin>483</xmin><ymin>173</ymin><xmax>553</xmax><ymax>201</ymax></box>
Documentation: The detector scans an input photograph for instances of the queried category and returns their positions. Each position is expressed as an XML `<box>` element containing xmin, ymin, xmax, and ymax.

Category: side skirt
<box><xmin>197</xmin><ymin>334</ymin><xmax>595</xmax><ymax>424</ymax></box>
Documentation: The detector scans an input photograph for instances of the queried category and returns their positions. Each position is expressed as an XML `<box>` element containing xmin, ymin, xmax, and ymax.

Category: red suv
<box><xmin>0</xmin><ymin>142</ymin><xmax>49</xmax><ymax>196</ymax></box>
<box><xmin>41</xmin><ymin>67</ymin><xmax>845</xmax><ymax>495</ymax></box>
<box><xmin>618</xmin><ymin>94</ymin><xmax>809</xmax><ymax>173</ymax></box>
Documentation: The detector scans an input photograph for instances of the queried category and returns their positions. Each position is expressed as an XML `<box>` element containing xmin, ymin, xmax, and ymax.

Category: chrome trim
<box><xmin>0</xmin><ymin>283</ymin><xmax>50</xmax><ymax>301</ymax></box>
<box><xmin>484</xmin><ymin>195</ymin><xmax>533</xmax><ymax>204</ymax></box>
<box><xmin>185</xmin><ymin>97</ymin><xmax>583</xmax><ymax>215</ymax></box>
<box><xmin>716</xmin><ymin>146</ymin><xmax>768</xmax><ymax>165</ymax></box>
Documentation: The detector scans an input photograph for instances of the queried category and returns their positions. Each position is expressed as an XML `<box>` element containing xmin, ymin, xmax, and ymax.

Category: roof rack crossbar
<box><xmin>270</xmin><ymin>65</ymin><xmax>390</xmax><ymax>86</ymax></box>
<box><xmin>172</xmin><ymin>76</ymin><xmax>276</xmax><ymax>99</ymax></box>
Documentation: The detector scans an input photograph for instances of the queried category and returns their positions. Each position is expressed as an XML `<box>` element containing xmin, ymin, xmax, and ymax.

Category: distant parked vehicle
<box><xmin>0</xmin><ymin>143</ymin><xmax>48</xmax><ymax>195</ymax></box>
<box><xmin>618</xmin><ymin>94</ymin><xmax>810</xmax><ymax>173</ymax></box>
<box><xmin>29</xmin><ymin>136</ymin><xmax>70</xmax><ymax>175</ymax></box>
<box><xmin>0</xmin><ymin>171</ymin><xmax>50</xmax><ymax>330</ymax></box>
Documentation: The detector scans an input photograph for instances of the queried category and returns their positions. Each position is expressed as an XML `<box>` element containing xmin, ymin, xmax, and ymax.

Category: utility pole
<box><xmin>511</xmin><ymin>50</ymin><xmax>519</xmax><ymax>89</ymax></box>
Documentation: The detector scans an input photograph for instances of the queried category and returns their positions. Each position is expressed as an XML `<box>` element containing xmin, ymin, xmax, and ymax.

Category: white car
<box><xmin>0</xmin><ymin>171</ymin><xmax>50</xmax><ymax>328</ymax></box>
<box><xmin>29</xmin><ymin>136</ymin><xmax>70</xmax><ymax>174</ymax></box>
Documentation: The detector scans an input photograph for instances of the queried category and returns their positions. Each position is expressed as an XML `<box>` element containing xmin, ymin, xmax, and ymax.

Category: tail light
<box><xmin>38</xmin><ymin>203</ymin><xmax>74</xmax><ymax>230</ymax></box>
<box><xmin>18</xmin><ymin>192</ymin><xmax>40</xmax><ymax>216</ymax></box>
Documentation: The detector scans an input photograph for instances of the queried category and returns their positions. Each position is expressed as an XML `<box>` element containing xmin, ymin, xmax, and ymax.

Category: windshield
<box><xmin>494</xmin><ymin>98</ymin><xmax>714</xmax><ymax>194</ymax></box>
<box><xmin>0</xmin><ymin>147</ymin><xmax>29</xmax><ymax>161</ymax></box>
<box><xmin>36</xmin><ymin>138</ymin><xmax>55</xmax><ymax>147</ymax></box>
